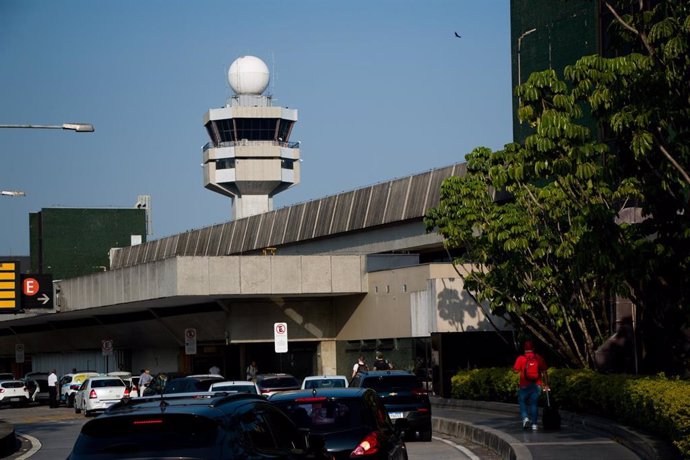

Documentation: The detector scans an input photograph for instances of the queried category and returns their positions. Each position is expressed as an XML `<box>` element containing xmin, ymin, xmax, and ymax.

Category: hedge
<box><xmin>451</xmin><ymin>368</ymin><xmax>690</xmax><ymax>458</ymax></box>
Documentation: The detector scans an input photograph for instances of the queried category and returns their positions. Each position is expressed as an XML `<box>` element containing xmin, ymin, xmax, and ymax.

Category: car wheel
<box><xmin>74</xmin><ymin>404</ymin><xmax>81</xmax><ymax>414</ymax></box>
<box><xmin>68</xmin><ymin>394</ymin><xmax>75</xmax><ymax>408</ymax></box>
<box><xmin>420</xmin><ymin>425</ymin><xmax>432</xmax><ymax>442</ymax></box>
<box><xmin>84</xmin><ymin>409</ymin><xmax>91</xmax><ymax>417</ymax></box>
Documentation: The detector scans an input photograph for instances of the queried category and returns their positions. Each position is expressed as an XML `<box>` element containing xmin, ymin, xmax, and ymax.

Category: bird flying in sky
<box><xmin>454</xmin><ymin>32</ymin><xmax>461</xmax><ymax>38</ymax></box>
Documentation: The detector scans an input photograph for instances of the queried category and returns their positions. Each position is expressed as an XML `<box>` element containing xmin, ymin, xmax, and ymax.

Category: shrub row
<box><xmin>450</xmin><ymin>368</ymin><xmax>690</xmax><ymax>458</ymax></box>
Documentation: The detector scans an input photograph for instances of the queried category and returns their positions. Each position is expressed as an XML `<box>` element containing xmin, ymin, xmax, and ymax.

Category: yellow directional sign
<box><xmin>0</xmin><ymin>262</ymin><xmax>20</xmax><ymax>312</ymax></box>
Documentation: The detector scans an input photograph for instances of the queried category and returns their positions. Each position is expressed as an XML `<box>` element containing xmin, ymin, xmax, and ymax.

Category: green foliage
<box><xmin>425</xmin><ymin>0</ymin><xmax>690</xmax><ymax>374</ymax></box>
<box><xmin>451</xmin><ymin>368</ymin><xmax>690</xmax><ymax>458</ymax></box>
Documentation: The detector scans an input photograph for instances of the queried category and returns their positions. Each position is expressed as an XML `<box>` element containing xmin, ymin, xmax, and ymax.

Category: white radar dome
<box><xmin>228</xmin><ymin>56</ymin><xmax>270</xmax><ymax>95</ymax></box>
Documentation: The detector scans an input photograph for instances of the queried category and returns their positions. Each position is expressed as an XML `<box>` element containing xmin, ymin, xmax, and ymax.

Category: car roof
<box><xmin>210</xmin><ymin>380</ymin><xmax>255</xmax><ymax>386</ymax></box>
<box><xmin>87</xmin><ymin>376</ymin><xmax>124</xmax><ymax>381</ymax></box>
<box><xmin>106</xmin><ymin>393</ymin><xmax>264</xmax><ymax>416</ymax></box>
<box><xmin>268</xmin><ymin>387</ymin><xmax>371</xmax><ymax>401</ymax></box>
<box><xmin>302</xmin><ymin>375</ymin><xmax>348</xmax><ymax>380</ymax></box>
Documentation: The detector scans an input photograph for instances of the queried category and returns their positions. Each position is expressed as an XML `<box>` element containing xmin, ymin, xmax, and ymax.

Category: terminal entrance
<box><xmin>188</xmin><ymin>341</ymin><xmax>318</xmax><ymax>381</ymax></box>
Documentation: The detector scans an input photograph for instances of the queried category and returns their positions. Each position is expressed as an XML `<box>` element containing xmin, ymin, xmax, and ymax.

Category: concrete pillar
<box><xmin>318</xmin><ymin>340</ymin><xmax>337</xmax><ymax>375</ymax></box>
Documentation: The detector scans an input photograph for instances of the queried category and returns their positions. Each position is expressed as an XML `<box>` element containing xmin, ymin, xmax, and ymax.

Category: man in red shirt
<box><xmin>513</xmin><ymin>340</ymin><xmax>548</xmax><ymax>430</ymax></box>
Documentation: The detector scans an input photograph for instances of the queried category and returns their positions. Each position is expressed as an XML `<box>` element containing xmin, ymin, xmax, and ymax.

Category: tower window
<box><xmin>216</xmin><ymin>158</ymin><xmax>236</xmax><ymax>170</ymax></box>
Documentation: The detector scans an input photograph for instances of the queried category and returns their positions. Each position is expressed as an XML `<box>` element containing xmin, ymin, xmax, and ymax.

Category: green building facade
<box><xmin>511</xmin><ymin>0</ymin><xmax>602</xmax><ymax>143</ymax></box>
<box><xmin>29</xmin><ymin>208</ymin><xmax>146</xmax><ymax>280</ymax></box>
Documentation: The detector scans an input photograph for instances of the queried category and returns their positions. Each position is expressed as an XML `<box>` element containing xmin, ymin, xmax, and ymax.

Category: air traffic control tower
<box><xmin>202</xmin><ymin>56</ymin><xmax>300</xmax><ymax>219</ymax></box>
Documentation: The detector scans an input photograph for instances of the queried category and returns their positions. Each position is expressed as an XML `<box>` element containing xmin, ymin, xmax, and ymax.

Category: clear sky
<box><xmin>0</xmin><ymin>0</ymin><xmax>512</xmax><ymax>256</ymax></box>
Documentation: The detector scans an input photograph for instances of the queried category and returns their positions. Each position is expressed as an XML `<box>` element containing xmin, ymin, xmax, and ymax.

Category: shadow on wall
<box><xmin>436</xmin><ymin>280</ymin><xmax>494</xmax><ymax>332</ymax></box>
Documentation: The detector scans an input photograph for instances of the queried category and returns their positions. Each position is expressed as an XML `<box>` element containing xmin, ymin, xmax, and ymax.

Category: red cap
<box><xmin>524</xmin><ymin>340</ymin><xmax>533</xmax><ymax>352</ymax></box>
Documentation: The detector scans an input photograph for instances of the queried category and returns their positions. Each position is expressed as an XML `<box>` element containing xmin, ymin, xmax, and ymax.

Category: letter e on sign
<box><xmin>23</xmin><ymin>278</ymin><xmax>39</xmax><ymax>296</ymax></box>
<box><xmin>274</xmin><ymin>322</ymin><xmax>288</xmax><ymax>353</ymax></box>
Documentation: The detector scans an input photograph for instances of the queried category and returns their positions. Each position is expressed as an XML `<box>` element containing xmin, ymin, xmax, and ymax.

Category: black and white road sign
<box><xmin>274</xmin><ymin>322</ymin><xmax>288</xmax><ymax>353</ymax></box>
<box><xmin>185</xmin><ymin>328</ymin><xmax>197</xmax><ymax>355</ymax></box>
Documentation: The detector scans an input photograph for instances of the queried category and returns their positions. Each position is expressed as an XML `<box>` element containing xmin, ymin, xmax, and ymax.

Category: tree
<box><xmin>426</xmin><ymin>0</ymin><xmax>690</xmax><ymax>372</ymax></box>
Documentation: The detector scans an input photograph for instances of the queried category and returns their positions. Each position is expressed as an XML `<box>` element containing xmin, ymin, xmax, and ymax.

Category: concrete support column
<box><xmin>318</xmin><ymin>340</ymin><xmax>337</xmax><ymax>375</ymax></box>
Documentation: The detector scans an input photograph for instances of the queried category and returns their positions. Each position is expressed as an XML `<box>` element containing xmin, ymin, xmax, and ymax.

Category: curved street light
<box><xmin>0</xmin><ymin>123</ymin><xmax>94</xmax><ymax>132</ymax></box>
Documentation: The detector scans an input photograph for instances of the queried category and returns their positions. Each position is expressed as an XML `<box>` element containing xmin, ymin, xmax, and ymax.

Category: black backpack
<box><xmin>373</xmin><ymin>359</ymin><xmax>390</xmax><ymax>370</ymax></box>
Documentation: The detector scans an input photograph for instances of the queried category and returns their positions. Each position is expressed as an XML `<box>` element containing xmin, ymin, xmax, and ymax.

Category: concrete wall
<box><xmin>54</xmin><ymin>255</ymin><xmax>366</xmax><ymax>312</ymax></box>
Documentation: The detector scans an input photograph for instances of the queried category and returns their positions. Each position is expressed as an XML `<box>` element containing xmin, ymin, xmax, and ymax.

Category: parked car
<box><xmin>301</xmin><ymin>375</ymin><xmax>349</xmax><ymax>390</ymax></box>
<box><xmin>67</xmin><ymin>393</ymin><xmax>330</xmax><ymax>459</ymax></box>
<box><xmin>107</xmin><ymin>371</ymin><xmax>138</xmax><ymax>398</ymax></box>
<box><xmin>0</xmin><ymin>380</ymin><xmax>31</xmax><ymax>407</ymax></box>
<box><xmin>255</xmin><ymin>373</ymin><xmax>301</xmax><ymax>396</ymax></box>
<box><xmin>60</xmin><ymin>372</ymin><xmax>100</xmax><ymax>407</ymax></box>
<box><xmin>143</xmin><ymin>375</ymin><xmax>225</xmax><ymax>396</ymax></box>
<box><xmin>270</xmin><ymin>387</ymin><xmax>408</xmax><ymax>459</ymax></box>
<box><xmin>74</xmin><ymin>376</ymin><xmax>130</xmax><ymax>416</ymax></box>
<box><xmin>349</xmin><ymin>370</ymin><xmax>431</xmax><ymax>441</ymax></box>
<box><xmin>209</xmin><ymin>380</ymin><xmax>260</xmax><ymax>395</ymax></box>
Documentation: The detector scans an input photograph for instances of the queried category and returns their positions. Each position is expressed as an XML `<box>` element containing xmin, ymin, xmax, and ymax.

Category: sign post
<box><xmin>274</xmin><ymin>322</ymin><xmax>288</xmax><ymax>353</ymax></box>
<box><xmin>102</xmin><ymin>339</ymin><xmax>113</xmax><ymax>373</ymax></box>
<box><xmin>15</xmin><ymin>344</ymin><xmax>25</xmax><ymax>364</ymax></box>
<box><xmin>185</xmin><ymin>328</ymin><xmax>197</xmax><ymax>355</ymax></box>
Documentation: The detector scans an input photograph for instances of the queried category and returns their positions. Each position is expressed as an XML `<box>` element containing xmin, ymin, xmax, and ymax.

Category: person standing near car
<box><xmin>139</xmin><ymin>369</ymin><xmax>153</xmax><ymax>395</ymax></box>
<box><xmin>48</xmin><ymin>369</ymin><xmax>58</xmax><ymax>408</ymax></box>
<box><xmin>373</xmin><ymin>352</ymin><xmax>393</xmax><ymax>370</ymax></box>
<box><xmin>351</xmin><ymin>355</ymin><xmax>368</xmax><ymax>378</ymax></box>
<box><xmin>246</xmin><ymin>361</ymin><xmax>258</xmax><ymax>381</ymax></box>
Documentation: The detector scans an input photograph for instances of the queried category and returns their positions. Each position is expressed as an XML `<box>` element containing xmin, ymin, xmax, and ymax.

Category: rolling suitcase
<box><xmin>541</xmin><ymin>375</ymin><xmax>561</xmax><ymax>430</ymax></box>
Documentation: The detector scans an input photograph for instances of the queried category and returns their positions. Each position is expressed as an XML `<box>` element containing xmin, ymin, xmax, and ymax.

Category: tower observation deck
<box><xmin>202</xmin><ymin>56</ymin><xmax>300</xmax><ymax>219</ymax></box>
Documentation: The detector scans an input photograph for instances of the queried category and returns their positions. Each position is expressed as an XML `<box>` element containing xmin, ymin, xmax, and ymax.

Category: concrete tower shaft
<box><xmin>202</xmin><ymin>56</ymin><xmax>300</xmax><ymax>219</ymax></box>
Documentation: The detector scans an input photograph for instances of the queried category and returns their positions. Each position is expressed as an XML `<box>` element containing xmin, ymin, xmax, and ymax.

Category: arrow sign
<box><xmin>19</xmin><ymin>274</ymin><xmax>54</xmax><ymax>309</ymax></box>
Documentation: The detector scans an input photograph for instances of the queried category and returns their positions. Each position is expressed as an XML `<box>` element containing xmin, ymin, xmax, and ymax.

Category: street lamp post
<box><xmin>1</xmin><ymin>190</ymin><xmax>26</xmax><ymax>197</ymax></box>
<box><xmin>0</xmin><ymin>123</ymin><xmax>95</xmax><ymax>132</ymax></box>
<box><xmin>517</xmin><ymin>28</ymin><xmax>537</xmax><ymax>108</ymax></box>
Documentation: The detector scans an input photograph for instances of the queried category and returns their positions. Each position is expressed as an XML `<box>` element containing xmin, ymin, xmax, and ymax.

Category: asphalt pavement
<box><xmin>431</xmin><ymin>397</ymin><xmax>680</xmax><ymax>460</ymax></box>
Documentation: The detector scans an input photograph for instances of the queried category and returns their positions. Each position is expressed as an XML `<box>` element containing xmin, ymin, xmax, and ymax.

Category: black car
<box><xmin>349</xmin><ymin>370</ymin><xmax>432</xmax><ymax>441</ymax></box>
<box><xmin>143</xmin><ymin>375</ymin><xmax>224</xmax><ymax>396</ymax></box>
<box><xmin>270</xmin><ymin>388</ymin><xmax>408</xmax><ymax>459</ymax></box>
<box><xmin>67</xmin><ymin>393</ymin><xmax>330</xmax><ymax>459</ymax></box>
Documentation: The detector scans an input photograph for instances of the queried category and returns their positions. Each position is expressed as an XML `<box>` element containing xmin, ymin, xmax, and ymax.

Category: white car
<box><xmin>74</xmin><ymin>376</ymin><xmax>129</xmax><ymax>416</ymax></box>
<box><xmin>0</xmin><ymin>380</ymin><xmax>31</xmax><ymax>406</ymax></box>
<box><xmin>209</xmin><ymin>380</ymin><xmax>260</xmax><ymax>395</ymax></box>
<box><xmin>301</xmin><ymin>375</ymin><xmax>349</xmax><ymax>390</ymax></box>
<box><xmin>60</xmin><ymin>372</ymin><xmax>100</xmax><ymax>407</ymax></box>
<box><xmin>107</xmin><ymin>371</ymin><xmax>139</xmax><ymax>398</ymax></box>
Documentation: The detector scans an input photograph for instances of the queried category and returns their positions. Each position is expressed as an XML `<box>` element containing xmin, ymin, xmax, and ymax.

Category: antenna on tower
<box><xmin>270</xmin><ymin>51</ymin><xmax>276</xmax><ymax>96</ymax></box>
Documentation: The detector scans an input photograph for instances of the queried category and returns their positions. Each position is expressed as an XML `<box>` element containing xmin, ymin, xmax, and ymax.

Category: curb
<box><xmin>0</xmin><ymin>421</ymin><xmax>17</xmax><ymax>458</ymax></box>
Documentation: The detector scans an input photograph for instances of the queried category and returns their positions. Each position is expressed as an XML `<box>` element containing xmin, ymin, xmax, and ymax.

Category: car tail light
<box><xmin>0</xmin><ymin>389</ymin><xmax>4</xmax><ymax>394</ymax></box>
<box><xmin>350</xmin><ymin>431</ymin><xmax>380</xmax><ymax>457</ymax></box>
<box><xmin>132</xmin><ymin>419</ymin><xmax>163</xmax><ymax>425</ymax></box>
<box><xmin>89</xmin><ymin>389</ymin><xmax>98</xmax><ymax>399</ymax></box>
<box><xmin>260</xmin><ymin>388</ymin><xmax>271</xmax><ymax>394</ymax></box>
<box><xmin>412</xmin><ymin>388</ymin><xmax>427</xmax><ymax>396</ymax></box>
<box><xmin>295</xmin><ymin>396</ymin><xmax>327</xmax><ymax>402</ymax></box>
<box><xmin>123</xmin><ymin>387</ymin><xmax>130</xmax><ymax>397</ymax></box>
<box><xmin>417</xmin><ymin>407</ymin><xmax>429</xmax><ymax>413</ymax></box>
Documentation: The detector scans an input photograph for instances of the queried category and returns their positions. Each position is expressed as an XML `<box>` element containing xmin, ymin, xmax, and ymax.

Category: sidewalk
<box><xmin>430</xmin><ymin>397</ymin><xmax>680</xmax><ymax>460</ymax></box>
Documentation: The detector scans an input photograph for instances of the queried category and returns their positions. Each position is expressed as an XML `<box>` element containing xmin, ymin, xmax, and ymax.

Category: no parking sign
<box><xmin>274</xmin><ymin>322</ymin><xmax>288</xmax><ymax>353</ymax></box>
<box><xmin>185</xmin><ymin>328</ymin><xmax>197</xmax><ymax>355</ymax></box>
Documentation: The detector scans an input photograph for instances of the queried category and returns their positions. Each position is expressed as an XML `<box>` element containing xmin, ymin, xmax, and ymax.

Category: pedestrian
<box><xmin>48</xmin><ymin>369</ymin><xmax>58</xmax><ymax>408</ymax></box>
<box><xmin>373</xmin><ymin>352</ymin><xmax>393</xmax><ymax>370</ymax></box>
<box><xmin>209</xmin><ymin>364</ymin><xmax>221</xmax><ymax>375</ymax></box>
<box><xmin>138</xmin><ymin>369</ymin><xmax>153</xmax><ymax>396</ymax></box>
<box><xmin>513</xmin><ymin>340</ymin><xmax>548</xmax><ymax>431</ymax></box>
<box><xmin>246</xmin><ymin>360</ymin><xmax>258</xmax><ymax>381</ymax></box>
<box><xmin>352</xmin><ymin>355</ymin><xmax>368</xmax><ymax>378</ymax></box>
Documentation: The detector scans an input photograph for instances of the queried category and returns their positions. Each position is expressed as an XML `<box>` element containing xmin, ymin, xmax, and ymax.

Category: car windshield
<box><xmin>258</xmin><ymin>377</ymin><xmax>299</xmax><ymax>388</ymax></box>
<box><xmin>274</xmin><ymin>399</ymin><xmax>366</xmax><ymax>433</ymax></box>
<box><xmin>72</xmin><ymin>413</ymin><xmax>220</xmax><ymax>456</ymax></box>
<box><xmin>361</xmin><ymin>376</ymin><xmax>420</xmax><ymax>391</ymax></box>
<box><xmin>304</xmin><ymin>379</ymin><xmax>346</xmax><ymax>389</ymax></box>
<box><xmin>1</xmin><ymin>381</ymin><xmax>24</xmax><ymax>389</ymax></box>
<box><xmin>91</xmin><ymin>379</ymin><xmax>124</xmax><ymax>388</ymax></box>
<box><xmin>213</xmin><ymin>384</ymin><xmax>257</xmax><ymax>394</ymax></box>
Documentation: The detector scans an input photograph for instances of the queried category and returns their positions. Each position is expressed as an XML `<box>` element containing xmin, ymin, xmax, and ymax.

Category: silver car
<box><xmin>74</xmin><ymin>376</ymin><xmax>129</xmax><ymax>416</ymax></box>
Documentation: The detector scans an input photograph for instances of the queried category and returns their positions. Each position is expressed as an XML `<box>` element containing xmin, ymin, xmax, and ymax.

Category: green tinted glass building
<box><xmin>29</xmin><ymin>208</ymin><xmax>146</xmax><ymax>280</ymax></box>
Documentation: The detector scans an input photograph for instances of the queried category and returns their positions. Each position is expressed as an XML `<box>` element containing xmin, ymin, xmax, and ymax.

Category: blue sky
<box><xmin>0</xmin><ymin>0</ymin><xmax>512</xmax><ymax>256</ymax></box>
